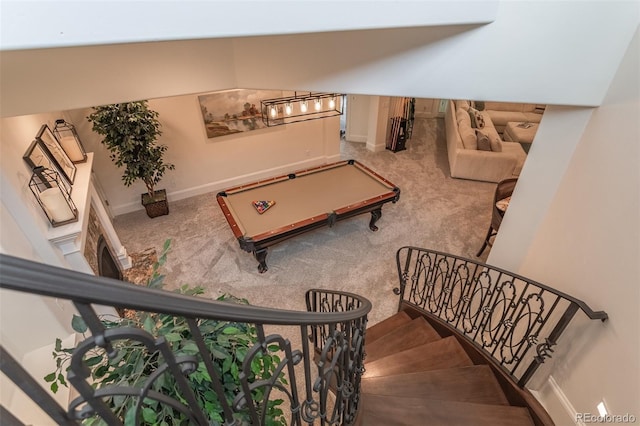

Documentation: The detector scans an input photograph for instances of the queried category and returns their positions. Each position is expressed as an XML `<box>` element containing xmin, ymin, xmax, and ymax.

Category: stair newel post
<box><xmin>393</xmin><ymin>247</ymin><xmax>412</xmax><ymax>311</ymax></box>
<box><xmin>518</xmin><ymin>302</ymin><xmax>580</xmax><ymax>387</ymax></box>
<box><xmin>299</xmin><ymin>325</ymin><xmax>315</xmax><ymax>415</ymax></box>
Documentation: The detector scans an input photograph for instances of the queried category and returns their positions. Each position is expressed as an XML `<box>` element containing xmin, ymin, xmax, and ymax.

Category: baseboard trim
<box><xmin>111</xmin><ymin>155</ymin><xmax>341</xmax><ymax>216</ymax></box>
<box><xmin>345</xmin><ymin>134</ymin><xmax>367</xmax><ymax>143</ymax></box>
<box><xmin>530</xmin><ymin>375</ymin><xmax>583</xmax><ymax>426</ymax></box>
<box><xmin>366</xmin><ymin>141</ymin><xmax>388</xmax><ymax>152</ymax></box>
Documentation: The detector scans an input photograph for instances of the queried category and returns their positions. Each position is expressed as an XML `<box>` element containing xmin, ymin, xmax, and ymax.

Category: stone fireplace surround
<box><xmin>48</xmin><ymin>153</ymin><xmax>132</xmax><ymax>276</ymax></box>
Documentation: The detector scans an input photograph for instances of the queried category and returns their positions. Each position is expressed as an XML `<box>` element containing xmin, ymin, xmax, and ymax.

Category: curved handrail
<box><xmin>396</xmin><ymin>246</ymin><xmax>607</xmax><ymax>321</ymax></box>
<box><xmin>394</xmin><ymin>246</ymin><xmax>608</xmax><ymax>387</ymax></box>
<box><xmin>0</xmin><ymin>253</ymin><xmax>371</xmax><ymax>425</ymax></box>
<box><xmin>0</xmin><ymin>253</ymin><xmax>371</xmax><ymax>324</ymax></box>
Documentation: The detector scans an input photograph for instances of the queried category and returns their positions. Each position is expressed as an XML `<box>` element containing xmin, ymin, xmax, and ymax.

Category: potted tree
<box><xmin>87</xmin><ymin>101</ymin><xmax>175</xmax><ymax>218</ymax></box>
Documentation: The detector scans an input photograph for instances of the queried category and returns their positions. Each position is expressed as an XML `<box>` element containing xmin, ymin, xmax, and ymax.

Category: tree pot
<box><xmin>141</xmin><ymin>189</ymin><xmax>169</xmax><ymax>218</ymax></box>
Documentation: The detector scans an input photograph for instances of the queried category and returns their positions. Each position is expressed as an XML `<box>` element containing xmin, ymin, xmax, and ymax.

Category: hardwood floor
<box><xmin>355</xmin><ymin>311</ymin><xmax>554</xmax><ymax>426</ymax></box>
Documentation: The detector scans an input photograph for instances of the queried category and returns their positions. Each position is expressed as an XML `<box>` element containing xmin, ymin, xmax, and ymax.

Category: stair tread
<box><xmin>364</xmin><ymin>336</ymin><xmax>473</xmax><ymax>378</ymax></box>
<box><xmin>365</xmin><ymin>317</ymin><xmax>441</xmax><ymax>362</ymax></box>
<box><xmin>360</xmin><ymin>395</ymin><xmax>535</xmax><ymax>426</ymax></box>
<box><xmin>365</xmin><ymin>310</ymin><xmax>412</xmax><ymax>344</ymax></box>
<box><xmin>361</xmin><ymin>364</ymin><xmax>510</xmax><ymax>405</ymax></box>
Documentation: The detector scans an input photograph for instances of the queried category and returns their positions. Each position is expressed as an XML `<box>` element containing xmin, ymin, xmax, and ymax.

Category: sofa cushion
<box><xmin>458</xmin><ymin>113</ymin><xmax>478</xmax><ymax>150</ymax></box>
<box><xmin>477</xmin><ymin>111</ymin><xmax>501</xmax><ymax>143</ymax></box>
<box><xmin>476</xmin><ymin>130</ymin><xmax>492</xmax><ymax>151</ymax></box>
<box><xmin>484</xmin><ymin>101</ymin><xmax>529</xmax><ymax>112</ymax></box>
<box><xmin>490</xmin><ymin>138</ymin><xmax>503</xmax><ymax>152</ymax></box>
<box><xmin>455</xmin><ymin>100</ymin><xmax>471</xmax><ymax>111</ymax></box>
<box><xmin>523</xmin><ymin>112</ymin><xmax>543</xmax><ymax>123</ymax></box>
<box><xmin>456</xmin><ymin>108</ymin><xmax>468</xmax><ymax>124</ymax></box>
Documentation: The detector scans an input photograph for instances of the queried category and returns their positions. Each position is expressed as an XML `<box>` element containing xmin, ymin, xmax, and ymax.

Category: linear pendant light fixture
<box><xmin>261</xmin><ymin>92</ymin><xmax>345</xmax><ymax>127</ymax></box>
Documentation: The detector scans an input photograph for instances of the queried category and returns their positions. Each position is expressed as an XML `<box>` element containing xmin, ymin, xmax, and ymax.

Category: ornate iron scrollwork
<box><xmin>394</xmin><ymin>246</ymin><xmax>606</xmax><ymax>386</ymax></box>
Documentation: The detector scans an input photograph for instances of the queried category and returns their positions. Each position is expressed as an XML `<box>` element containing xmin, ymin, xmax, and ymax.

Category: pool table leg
<box><xmin>369</xmin><ymin>208</ymin><xmax>382</xmax><ymax>231</ymax></box>
<box><xmin>254</xmin><ymin>249</ymin><xmax>268</xmax><ymax>273</ymax></box>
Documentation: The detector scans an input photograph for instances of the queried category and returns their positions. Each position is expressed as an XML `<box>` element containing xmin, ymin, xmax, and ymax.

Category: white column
<box><xmin>89</xmin><ymin>180</ymin><xmax>132</xmax><ymax>270</ymax></box>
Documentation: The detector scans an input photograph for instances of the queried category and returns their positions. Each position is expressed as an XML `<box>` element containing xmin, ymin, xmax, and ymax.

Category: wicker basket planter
<box><xmin>142</xmin><ymin>189</ymin><xmax>169</xmax><ymax>218</ymax></box>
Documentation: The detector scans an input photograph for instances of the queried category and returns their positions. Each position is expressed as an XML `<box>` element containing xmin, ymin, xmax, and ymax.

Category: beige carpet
<box><xmin>113</xmin><ymin>118</ymin><xmax>494</xmax><ymax>327</ymax></box>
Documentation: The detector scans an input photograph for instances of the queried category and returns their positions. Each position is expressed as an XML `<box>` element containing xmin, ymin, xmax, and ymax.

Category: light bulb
<box><xmin>329</xmin><ymin>96</ymin><xmax>336</xmax><ymax>109</ymax></box>
<box><xmin>270</xmin><ymin>106</ymin><xmax>277</xmax><ymax>118</ymax></box>
<box><xmin>300</xmin><ymin>100</ymin><xmax>308</xmax><ymax>113</ymax></box>
<box><xmin>285</xmin><ymin>103</ymin><xmax>293</xmax><ymax>115</ymax></box>
<box><xmin>314</xmin><ymin>98</ymin><xmax>322</xmax><ymax>111</ymax></box>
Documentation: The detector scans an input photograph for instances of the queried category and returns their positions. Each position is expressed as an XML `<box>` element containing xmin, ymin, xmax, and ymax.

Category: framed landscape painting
<box><xmin>198</xmin><ymin>89</ymin><xmax>282</xmax><ymax>139</ymax></box>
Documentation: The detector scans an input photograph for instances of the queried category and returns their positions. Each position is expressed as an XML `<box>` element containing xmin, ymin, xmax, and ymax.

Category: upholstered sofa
<box><xmin>444</xmin><ymin>99</ymin><xmax>527</xmax><ymax>183</ymax></box>
<box><xmin>481</xmin><ymin>101</ymin><xmax>545</xmax><ymax>133</ymax></box>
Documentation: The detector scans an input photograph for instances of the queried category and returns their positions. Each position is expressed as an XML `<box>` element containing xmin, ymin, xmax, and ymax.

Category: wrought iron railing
<box><xmin>0</xmin><ymin>254</ymin><xmax>370</xmax><ymax>425</ymax></box>
<box><xmin>394</xmin><ymin>246</ymin><xmax>608</xmax><ymax>387</ymax></box>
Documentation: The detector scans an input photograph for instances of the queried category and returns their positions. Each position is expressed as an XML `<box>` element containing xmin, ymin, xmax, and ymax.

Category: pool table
<box><xmin>216</xmin><ymin>159</ymin><xmax>400</xmax><ymax>272</ymax></box>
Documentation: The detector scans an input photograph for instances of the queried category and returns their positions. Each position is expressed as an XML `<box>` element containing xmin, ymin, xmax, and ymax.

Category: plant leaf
<box><xmin>142</xmin><ymin>407</ymin><xmax>157</xmax><ymax>423</ymax></box>
<box><xmin>44</xmin><ymin>372</ymin><xmax>56</xmax><ymax>382</ymax></box>
<box><xmin>148</xmin><ymin>274</ymin><xmax>165</xmax><ymax>289</ymax></box>
<box><xmin>85</xmin><ymin>355</ymin><xmax>103</xmax><ymax>367</ymax></box>
<box><xmin>164</xmin><ymin>332</ymin><xmax>182</xmax><ymax>342</ymax></box>
<box><xmin>71</xmin><ymin>315</ymin><xmax>87</xmax><ymax>333</ymax></box>
<box><xmin>143</xmin><ymin>315</ymin><xmax>156</xmax><ymax>333</ymax></box>
<box><xmin>180</xmin><ymin>342</ymin><xmax>199</xmax><ymax>355</ymax></box>
<box><xmin>124</xmin><ymin>406</ymin><xmax>136</xmax><ymax>425</ymax></box>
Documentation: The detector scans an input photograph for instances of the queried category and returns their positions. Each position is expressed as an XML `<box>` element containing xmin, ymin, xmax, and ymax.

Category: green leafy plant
<box><xmin>87</xmin><ymin>101</ymin><xmax>175</xmax><ymax>198</ymax></box>
<box><xmin>47</xmin><ymin>240</ymin><xmax>286</xmax><ymax>425</ymax></box>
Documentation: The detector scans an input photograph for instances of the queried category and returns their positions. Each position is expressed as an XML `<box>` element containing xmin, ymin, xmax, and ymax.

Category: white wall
<box><xmin>0</xmin><ymin>114</ymin><xmax>79</xmax><ymax>424</ymax></box>
<box><xmin>233</xmin><ymin>2</ymin><xmax>637</xmax><ymax>107</ymax></box>
<box><xmin>2</xmin><ymin>2</ymin><xmax>638</xmax><ymax>118</ymax></box>
<box><xmin>0</xmin><ymin>1</ymin><xmax>498</xmax><ymax>50</ymax></box>
<box><xmin>346</xmin><ymin>95</ymin><xmax>371</xmax><ymax>143</ymax></box>
<box><xmin>0</xmin><ymin>38</ymin><xmax>238</xmax><ymax>117</ymax></box>
<box><xmin>490</xmin><ymin>28</ymin><xmax>640</xmax><ymax>420</ymax></box>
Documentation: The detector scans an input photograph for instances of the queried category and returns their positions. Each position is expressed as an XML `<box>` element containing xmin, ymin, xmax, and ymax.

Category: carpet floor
<box><xmin>112</xmin><ymin>117</ymin><xmax>495</xmax><ymax>327</ymax></box>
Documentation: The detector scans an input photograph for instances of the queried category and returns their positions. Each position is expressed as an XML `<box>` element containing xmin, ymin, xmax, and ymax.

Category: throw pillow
<box><xmin>490</xmin><ymin>137</ymin><xmax>502</xmax><ymax>152</ymax></box>
<box><xmin>476</xmin><ymin>130</ymin><xmax>491</xmax><ymax>151</ymax></box>
<box><xmin>474</xmin><ymin>101</ymin><xmax>485</xmax><ymax>111</ymax></box>
<box><xmin>475</xmin><ymin>111</ymin><xmax>485</xmax><ymax>128</ymax></box>
<box><xmin>468</xmin><ymin>107</ymin><xmax>485</xmax><ymax>129</ymax></box>
<box><xmin>468</xmin><ymin>107</ymin><xmax>479</xmax><ymax>128</ymax></box>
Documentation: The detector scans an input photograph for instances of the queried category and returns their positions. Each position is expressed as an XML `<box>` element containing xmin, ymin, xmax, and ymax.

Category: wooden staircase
<box><xmin>356</xmin><ymin>310</ymin><xmax>554</xmax><ymax>426</ymax></box>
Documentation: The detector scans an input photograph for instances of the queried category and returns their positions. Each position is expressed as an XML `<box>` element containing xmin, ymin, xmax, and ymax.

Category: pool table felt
<box><xmin>221</xmin><ymin>163</ymin><xmax>396</xmax><ymax>238</ymax></box>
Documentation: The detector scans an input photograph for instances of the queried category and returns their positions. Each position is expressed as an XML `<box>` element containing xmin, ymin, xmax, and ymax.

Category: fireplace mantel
<box><xmin>47</xmin><ymin>152</ymin><xmax>131</xmax><ymax>273</ymax></box>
